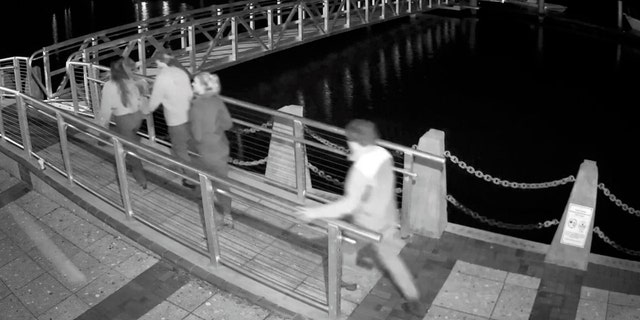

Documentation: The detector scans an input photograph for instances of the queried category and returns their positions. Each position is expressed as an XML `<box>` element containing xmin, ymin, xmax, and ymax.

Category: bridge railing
<box><xmin>65</xmin><ymin>61</ymin><xmax>444</xmax><ymax>226</ymax></box>
<box><xmin>0</xmin><ymin>86</ymin><xmax>384</xmax><ymax>319</ymax></box>
<box><xmin>20</xmin><ymin>0</ymin><xmax>284</xmax><ymax>100</ymax></box>
<box><xmin>61</xmin><ymin>0</ymin><xmax>447</xmax><ymax>89</ymax></box>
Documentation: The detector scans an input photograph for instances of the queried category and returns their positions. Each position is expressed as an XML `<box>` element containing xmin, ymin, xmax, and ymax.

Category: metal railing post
<box><xmin>16</xmin><ymin>95</ymin><xmax>32</xmax><ymax>159</ymax></box>
<box><xmin>199</xmin><ymin>173</ymin><xmax>222</xmax><ymax>266</ymax></box>
<box><xmin>293</xmin><ymin>120</ymin><xmax>307</xmax><ymax>202</ymax></box>
<box><xmin>400</xmin><ymin>152</ymin><xmax>415</xmax><ymax>238</ymax></box>
<box><xmin>250</xmin><ymin>3</ymin><xmax>255</xmax><ymax>30</ymax></box>
<box><xmin>146</xmin><ymin>114</ymin><xmax>156</xmax><ymax>143</ymax></box>
<box><xmin>327</xmin><ymin>223</ymin><xmax>343</xmax><ymax>320</ymax></box>
<box><xmin>67</xmin><ymin>63</ymin><xmax>80</xmax><ymax>115</ymax></box>
<box><xmin>42</xmin><ymin>49</ymin><xmax>53</xmax><ymax>98</ymax></box>
<box><xmin>365</xmin><ymin>0</ymin><xmax>370</xmax><ymax>22</ymax></box>
<box><xmin>181</xmin><ymin>16</ymin><xmax>188</xmax><ymax>49</ymax></box>
<box><xmin>277</xmin><ymin>0</ymin><xmax>282</xmax><ymax>24</ymax></box>
<box><xmin>268</xmin><ymin>10</ymin><xmax>274</xmax><ymax>49</ymax></box>
<box><xmin>188</xmin><ymin>24</ymin><xmax>197</xmax><ymax>74</ymax></box>
<box><xmin>231</xmin><ymin>17</ymin><xmax>238</xmax><ymax>61</ymax></box>
<box><xmin>0</xmin><ymin>98</ymin><xmax>5</xmax><ymax>142</ymax></box>
<box><xmin>346</xmin><ymin>0</ymin><xmax>351</xmax><ymax>28</ymax></box>
<box><xmin>88</xmin><ymin>64</ymin><xmax>101</xmax><ymax>116</ymax></box>
<box><xmin>13</xmin><ymin>58</ymin><xmax>22</xmax><ymax>93</ymax></box>
<box><xmin>298</xmin><ymin>5</ymin><xmax>304</xmax><ymax>39</ymax></box>
<box><xmin>382</xmin><ymin>0</ymin><xmax>386</xmax><ymax>19</ymax></box>
<box><xmin>113</xmin><ymin>138</ymin><xmax>134</xmax><ymax>219</ymax></box>
<box><xmin>81</xmin><ymin>51</ymin><xmax>92</xmax><ymax>114</ymax></box>
<box><xmin>324</xmin><ymin>0</ymin><xmax>330</xmax><ymax>33</ymax></box>
<box><xmin>137</xmin><ymin>25</ymin><xmax>147</xmax><ymax>76</ymax></box>
<box><xmin>56</xmin><ymin>113</ymin><xmax>74</xmax><ymax>184</ymax></box>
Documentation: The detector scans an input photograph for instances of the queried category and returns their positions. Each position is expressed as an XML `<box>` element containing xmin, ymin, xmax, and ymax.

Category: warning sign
<box><xmin>560</xmin><ymin>203</ymin><xmax>594</xmax><ymax>248</ymax></box>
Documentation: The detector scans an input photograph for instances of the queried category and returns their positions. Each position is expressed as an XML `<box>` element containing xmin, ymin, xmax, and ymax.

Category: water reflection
<box><xmin>162</xmin><ymin>1</ymin><xmax>171</xmax><ymax>16</ymax></box>
<box><xmin>135</xmin><ymin>2</ymin><xmax>150</xmax><ymax>21</ymax></box>
<box><xmin>343</xmin><ymin>66</ymin><xmax>354</xmax><ymax>111</ymax></box>
<box><xmin>64</xmin><ymin>8</ymin><xmax>73</xmax><ymax>40</ymax></box>
<box><xmin>51</xmin><ymin>14</ymin><xmax>58</xmax><ymax>44</ymax></box>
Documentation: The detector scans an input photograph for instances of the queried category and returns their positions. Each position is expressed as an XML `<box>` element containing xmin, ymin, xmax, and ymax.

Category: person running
<box><xmin>145</xmin><ymin>52</ymin><xmax>196</xmax><ymax>189</ymax></box>
<box><xmin>189</xmin><ymin>72</ymin><xmax>234</xmax><ymax>228</ymax></box>
<box><xmin>295</xmin><ymin>119</ymin><xmax>423</xmax><ymax>316</ymax></box>
<box><xmin>96</xmin><ymin>57</ymin><xmax>148</xmax><ymax>189</ymax></box>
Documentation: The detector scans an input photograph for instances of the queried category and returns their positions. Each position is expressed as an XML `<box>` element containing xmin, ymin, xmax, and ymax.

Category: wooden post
<box><xmin>265</xmin><ymin>105</ymin><xmax>311</xmax><ymax>194</ymax></box>
<box><xmin>545</xmin><ymin>160</ymin><xmax>598</xmax><ymax>271</ymax></box>
<box><xmin>408</xmin><ymin>129</ymin><xmax>447</xmax><ymax>238</ymax></box>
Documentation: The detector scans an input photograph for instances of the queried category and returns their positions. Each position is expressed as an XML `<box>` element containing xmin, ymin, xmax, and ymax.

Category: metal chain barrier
<box><xmin>444</xmin><ymin>151</ymin><xmax>575</xmax><ymax>189</ymax></box>
<box><xmin>447</xmin><ymin>194</ymin><xmax>560</xmax><ymax>230</ymax></box>
<box><xmin>304</xmin><ymin>127</ymin><xmax>350</xmax><ymax>154</ymax></box>
<box><xmin>307</xmin><ymin>162</ymin><xmax>344</xmax><ymax>186</ymax></box>
<box><xmin>306</xmin><ymin>161</ymin><xmax>403</xmax><ymax>194</ymax></box>
<box><xmin>234</xmin><ymin>121</ymin><xmax>273</xmax><ymax>134</ymax></box>
<box><xmin>593</xmin><ymin>227</ymin><xmax>640</xmax><ymax>256</ymax></box>
<box><xmin>597</xmin><ymin>183</ymin><xmax>640</xmax><ymax>218</ymax></box>
<box><xmin>229</xmin><ymin>157</ymin><xmax>268</xmax><ymax>166</ymax></box>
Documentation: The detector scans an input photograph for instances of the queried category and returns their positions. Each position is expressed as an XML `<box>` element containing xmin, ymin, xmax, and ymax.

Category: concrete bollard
<box><xmin>408</xmin><ymin>129</ymin><xmax>447</xmax><ymax>238</ymax></box>
<box><xmin>544</xmin><ymin>160</ymin><xmax>598</xmax><ymax>271</ymax></box>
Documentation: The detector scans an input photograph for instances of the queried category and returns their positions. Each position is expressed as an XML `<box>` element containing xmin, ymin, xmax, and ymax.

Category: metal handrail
<box><xmin>1</xmin><ymin>85</ymin><xmax>383</xmax><ymax>318</ymax></box>
<box><xmin>25</xmin><ymin>0</ymin><xmax>288</xmax><ymax>97</ymax></box>
<box><xmin>1</xmin><ymin>86</ymin><xmax>381</xmax><ymax>241</ymax></box>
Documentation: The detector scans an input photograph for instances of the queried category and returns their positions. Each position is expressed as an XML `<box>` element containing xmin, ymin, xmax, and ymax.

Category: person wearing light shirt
<box><xmin>96</xmin><ymin>58</ymin><xmax>148</xmax><ymax>189</ymax></box>
<box><xmin>296</xmin><ymin>119</ymin><xmax>422</xmax><ymax>316</ymax></box>
<box><xmin>145</xmin><ymin>53</ymin><xmax>196</xmax><ymax>188</ymax></box>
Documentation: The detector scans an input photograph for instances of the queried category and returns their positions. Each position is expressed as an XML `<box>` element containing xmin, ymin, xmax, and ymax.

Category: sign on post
<box><xmin>560</xmin><ymin>203</ymin><xmax>594</xmax><ymax>248</ymax></box>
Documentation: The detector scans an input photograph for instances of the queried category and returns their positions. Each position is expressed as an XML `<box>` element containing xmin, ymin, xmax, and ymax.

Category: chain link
<box><xmin>447</xmin><ymin>194</ymin><xmax>560</xmax><ymax>230</ymax></box>
<box><xmin>593</xmin><ymin>226</ymin><xmax>640</xmax><ymax>256</ymax></box>
<box><xmin>305</xmin><ymin>127</ymin><xmax>350</xmax><ymax>154</ymax></box>
<box><xmin>234</xmin><ymin>121</ymin><xmax>273</xmax><ymax>134</ymax></box>
<box><xmin>307</xmin><ymin>162</ymin><xmax>344</xmax><ymax>186</ymax></box>
<box><xmin>444</xmin><ymin>151</ymin><xmax>575</xmax><ymax>189</ymax></box>
<box><xmin>229</xmin><ymin>157</ymin><xmax>268</xmax><ymax>166</ymax></box>
<box><xmin>597</xmin><ymin>183</ymin><xmax>640</xmax><ymax>218</ymax></box>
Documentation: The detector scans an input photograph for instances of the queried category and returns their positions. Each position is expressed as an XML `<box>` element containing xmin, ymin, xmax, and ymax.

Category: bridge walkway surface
<box><xmin>2</xmin><ymin>162</ymin><xmax>640</xmax><ymax>320</ymax></box>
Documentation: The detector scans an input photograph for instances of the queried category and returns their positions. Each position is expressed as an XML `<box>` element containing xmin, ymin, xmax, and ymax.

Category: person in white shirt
<box><xmin>145</xmin><ymin>53</ymin><xmax>196</xmax><ymax>188</ymax></box>
<box><xmin>296</xmin><ymin>119</ymin><xmax>422</xmax><ymax>316</ymax></box>
<box><xmin>96</xmin><ymin>57</ymin><xmax>148</xmax><ymax>189</ymax></box>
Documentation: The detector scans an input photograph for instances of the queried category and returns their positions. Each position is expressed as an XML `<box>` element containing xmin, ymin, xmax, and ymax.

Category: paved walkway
<box><xmin>0</xmin><ymin>168</ymin><xmax>297</xmax><ymax>320</ymax></box>
<box><xmin>1</xmin><ymin>166</ymin><xmax>640</xmax><ymax>320</ymax></box>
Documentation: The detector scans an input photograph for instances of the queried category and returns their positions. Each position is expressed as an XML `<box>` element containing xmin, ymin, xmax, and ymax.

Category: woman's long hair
<box><xmin>109</xmin><ymin>59</ymin><xmax>131</xmax><ymax>107</ymax></box>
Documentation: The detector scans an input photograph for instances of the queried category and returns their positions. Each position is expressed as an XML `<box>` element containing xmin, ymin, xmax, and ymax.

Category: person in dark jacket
<box><xmin>189</xmin><ymin>72</ymin><xmax>233</xmax><ymax>228</ymax></box>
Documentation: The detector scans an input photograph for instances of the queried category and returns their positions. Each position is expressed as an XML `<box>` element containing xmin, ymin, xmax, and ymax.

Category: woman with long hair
<box><xmin>96</xmin><ymin>57</ymin><xmax>148</xmax><ymax>189</ymax></box>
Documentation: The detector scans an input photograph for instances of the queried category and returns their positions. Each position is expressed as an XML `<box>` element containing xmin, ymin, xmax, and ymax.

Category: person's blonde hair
<box><xmin>193</xmin><ymin>72</ymin><xmax>220</xmax><ymax>93</ymax></box>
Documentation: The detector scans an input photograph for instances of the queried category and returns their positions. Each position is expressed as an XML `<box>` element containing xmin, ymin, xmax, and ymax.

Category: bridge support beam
<box><xmin>545</xmin><ymin>160</ymin><xmax>598</xmax><ymax>271</ymax></box>
<box><xmin>407</xmin><ymin>129</ymin><xmax>447</xmax><ymax>238</ymax></box>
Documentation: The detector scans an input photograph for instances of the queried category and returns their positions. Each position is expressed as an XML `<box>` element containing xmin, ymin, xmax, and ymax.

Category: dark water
<box><xmin>2</xmin><ymin>0</ymin><xmax>640</xmax><ymax>262</ymax></box>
